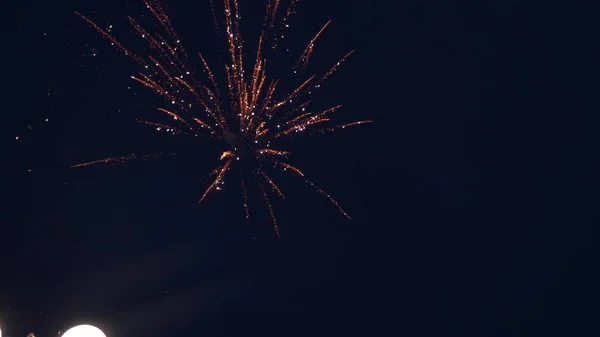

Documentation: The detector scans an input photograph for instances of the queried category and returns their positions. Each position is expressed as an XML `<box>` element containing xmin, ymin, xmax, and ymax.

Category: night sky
<box><xmin>2</xmin><ymin>0</ymin><xmax>598</xmax><ymax>336</ymax></box>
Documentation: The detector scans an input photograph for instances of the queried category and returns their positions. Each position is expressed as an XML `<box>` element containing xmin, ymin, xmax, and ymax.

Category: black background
<box><xmin>2</xmin><ymin>0</ymin><xmax>598</xmax><ymax>336</ymax></box>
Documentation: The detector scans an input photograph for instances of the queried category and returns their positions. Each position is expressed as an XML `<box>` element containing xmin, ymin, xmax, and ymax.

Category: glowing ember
<box><xmin>73</xmin><ymin>0</ymin><xmax>372</xmax><ymax>237</ymax></box>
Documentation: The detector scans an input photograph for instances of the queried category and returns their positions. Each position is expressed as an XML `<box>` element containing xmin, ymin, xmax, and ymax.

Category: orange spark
<box><xmin>75</xmin><ymin>0</ymin><xmax>371</xmax><ymax>237</ymax></box>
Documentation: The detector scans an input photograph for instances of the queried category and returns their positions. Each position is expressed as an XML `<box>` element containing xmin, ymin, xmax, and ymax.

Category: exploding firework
<box><xmin>74</xmin><ymin>0</ymin><xmax>372</xmax><ymax>237</ymax></box>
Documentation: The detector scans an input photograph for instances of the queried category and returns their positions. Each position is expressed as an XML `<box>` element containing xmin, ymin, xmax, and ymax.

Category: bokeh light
<box><xmin>62</xmin><ymin>325</ymin><xmax>106</xmax><ymax>337</ymax></box>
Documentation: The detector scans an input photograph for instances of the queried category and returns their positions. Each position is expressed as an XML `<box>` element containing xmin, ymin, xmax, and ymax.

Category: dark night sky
<box><xmin>2</xmin><ymin>0</ymin><xmax>598</xmax><ymax>336</ymax></box>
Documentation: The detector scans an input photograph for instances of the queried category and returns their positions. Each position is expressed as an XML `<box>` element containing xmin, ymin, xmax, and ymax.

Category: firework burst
<box><xmin>74</xmin><ymin>0</ymin><xmax>372</xmax><ymax>237</ymax></box>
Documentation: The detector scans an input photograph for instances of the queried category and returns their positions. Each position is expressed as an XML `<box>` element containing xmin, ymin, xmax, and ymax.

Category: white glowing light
<box><xmin>62</xmin><ymin>326</ymin><xmax>106</xmax><ymax>337</ymax></box>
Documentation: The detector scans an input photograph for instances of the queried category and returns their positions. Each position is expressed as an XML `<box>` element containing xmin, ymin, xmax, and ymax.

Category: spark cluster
<box><xmin>74</xmin><ymin>0</ymin><xmax>371</xmax><ymax>237</ymax></box>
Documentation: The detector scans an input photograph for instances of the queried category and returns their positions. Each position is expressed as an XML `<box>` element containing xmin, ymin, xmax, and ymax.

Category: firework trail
<box><xmin>74</xmin><ymin>0</ymin><xmax>372</xmax><ymax>237</ymax></box>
